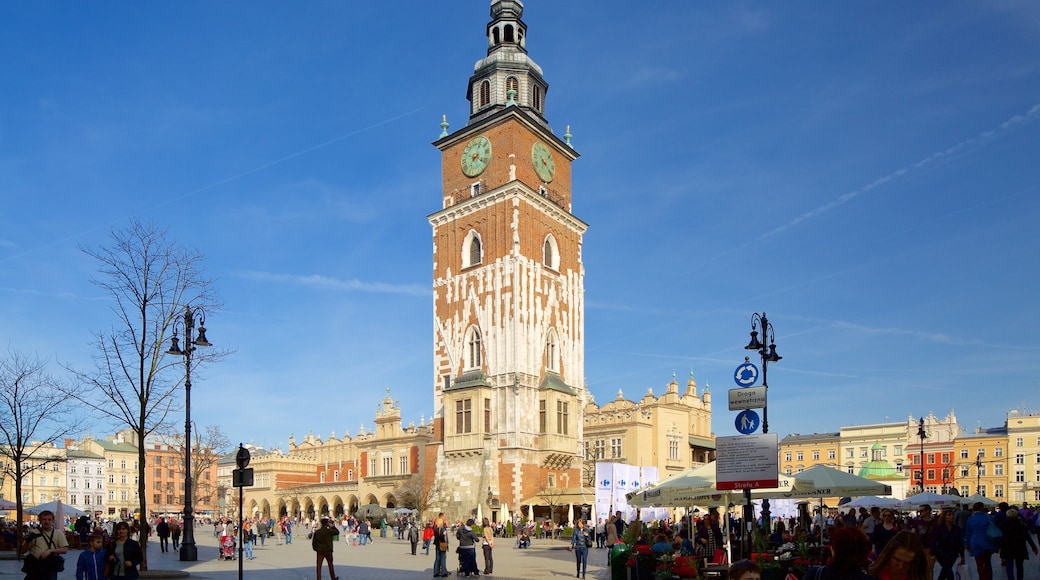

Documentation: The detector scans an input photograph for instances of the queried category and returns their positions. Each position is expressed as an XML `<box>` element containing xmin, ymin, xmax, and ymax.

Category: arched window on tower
<box><xmin>479</xmin><ymin>80</ymin><xmax>491</xmax><ymax>107</ymax></box>
<box><xmin>463</xmin><ymin>230</ymin><xmax>482</xmax><ymax>268</ymax></box>
<box><xmin>543</xmin><ymin>235</ymin><xmax>559</xmax><ymax>270</ymax></box>
<box><xmin>545</xmin><ymin>329</ymin><xmax>559</xmax><ymax>372</ymax></box>
<box><xmin>506</xmin><ymin>77</ymin><xmax>519</xmax><ymax>102</ymax></box>
<box><xmin>492</xmin><ymin>26</ymin><xmax>500</xmax><ymax>45</ymax></box>
<box><xmin>504</xmin><ymin>24</ymin><xmax>515</xmax><ymax>43</ymax></box>
<box><xmin>469</xmin><ymin>236</ymin><xmax>481</xmax><ymax>266</ymax></box>
<box><xmin>466</xmin><ymin>327</ymin><xmax>482</xmax><ymax>369</ymax></box>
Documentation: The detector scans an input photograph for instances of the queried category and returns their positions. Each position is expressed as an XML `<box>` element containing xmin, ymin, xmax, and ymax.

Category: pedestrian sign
<box><xmin>735</xmin><ymin>409</ymin><xmax>760</xmax><ymax>434</ymax></box>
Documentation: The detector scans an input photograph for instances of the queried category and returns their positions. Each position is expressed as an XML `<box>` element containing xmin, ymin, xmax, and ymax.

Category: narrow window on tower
<box><xmin>539</xmin><ymin>399</ymin><xmax>547</xmax><ymax>433</ymax></box>
<box><xmin>504</xmin><ymin>25</ymin><xmax>514</xmax><ymax>43</ymax></box>
<box><xmin>545</xmin><ymin>329</ymin><xmax>558</xmax><ymax>372</ymax></box>
<box><xmin>484</xmin><ymin>398</ymin><xmax>491</xmax><ymax>432</ymax></box>
<box><xmin>479</xmin><ymin>80</ymin><xmax>491</xmax><ymax>108</ymax></box>
<box><xmin>532</xmin><ymin>86</ymin><xmax>542</xmax><ymax>112</ymax></box>
<box><xmin>557</xmin><ymin>400</ymin><xmax>569</xmax><ymax>435</ymax></box>
<box><xmin>465</xmin><ymin>327</ymin><xmax>482</xmax><ymax>369</ymax></box>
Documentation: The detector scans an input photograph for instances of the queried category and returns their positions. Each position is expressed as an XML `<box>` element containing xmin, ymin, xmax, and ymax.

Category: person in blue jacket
<box><xmin>963</xmin><ymin>502</ymin><xmax>996</xmax><ymax>580</ymax></box>
<box><xmin>75</xmin><ymin>533</ymin><xmax>106</xmax><ymax>580</ymax></box>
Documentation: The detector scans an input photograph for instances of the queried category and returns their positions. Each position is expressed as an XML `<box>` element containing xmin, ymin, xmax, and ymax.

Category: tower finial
<box><xmin>564</xmin><ymin>125</ymin><xmax>573</xmax><ymax>147</ymax></box>
<box><xmin>439</xmin><ymin>115</ymin><xmax>449</xmax><ymax>138</ymax></box>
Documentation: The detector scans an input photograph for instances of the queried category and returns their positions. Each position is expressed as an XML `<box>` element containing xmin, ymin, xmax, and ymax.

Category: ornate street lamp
<box><xmin>745</xmin><ymin>312</ymin><xmax>781</xmax><ymax>534</ymax></box>
<box><xmin>166</xmin><ymin>305</ymin><xmax>211</xmax><ymax>561</ymax></box>
<box><xmin>916</xmin><ymin>417</ymin><xmax>928</xmax><ymax>492</ymax></box>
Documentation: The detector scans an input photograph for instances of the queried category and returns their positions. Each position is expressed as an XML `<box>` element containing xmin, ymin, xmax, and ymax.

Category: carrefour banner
<box><xmin>612</xmin><ymin>463</ymin><xmax>640</xmax><ymax>515</ymax></box>
<box><xmin>642</xmin><ymin>466</ymin><xmax>659</xmax><ymax>489</ymax></box>
<box><xmin>595</xmin><ymin>462</ymin><xmax>614</xmax><ymax>522</ymax></box>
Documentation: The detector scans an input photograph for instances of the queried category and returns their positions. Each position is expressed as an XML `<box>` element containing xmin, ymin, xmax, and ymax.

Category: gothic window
<box><xmin>479</xmin><ymin>80</ymin><xmax>491</xmax><ymax>107</ymax></box>
<box><xmin>504</xmin><ymin>24</ymin><xmax>514</xmax><ymax>43</ymax></box>
<box><xmin>506</xmin><ymin>76</ymin><xmax>519</xmax><ymax>101</ymax></box>
<box><xmin>456</xmin><ymin>398</ymin><xmax>473</xmax><ymax>434</ymax></box>
<box><xmin>543</xmin><ymin>235</ymin><xmax>559</xmax><ymax>270</ymax></box>
<box><xmin>557</xmin><ymin>400</ymin><xmax>569</xmax><ymax>435</ymax></box>
<box><xmin>465</xmin><ymin>327</ymin><xmax>482</xmax><ymax>369</ymax></box>
<box><xmin>545</xmin><ymin>329</ymin><xmax>559</xmax><ymax>372</ymax></box>
<box><xmin>463</xmin><ymin>230</ymin><xmax>482</xmax><ymax>268</ymax></box>
<box><xmin>539</xmin><ymin>400</ymin><xmax>547</xmax><ymax>433</ymax></box>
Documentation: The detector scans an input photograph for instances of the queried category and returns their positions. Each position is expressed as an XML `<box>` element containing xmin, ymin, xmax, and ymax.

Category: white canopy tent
<box><xmin>25</xmin><ymin>500</ymin><xmax>86</xmax><ymax>518</ymax></box>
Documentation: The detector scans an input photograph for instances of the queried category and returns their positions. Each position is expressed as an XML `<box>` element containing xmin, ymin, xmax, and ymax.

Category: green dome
<box><xmin>858</xmin><ymin>460</ymin><xmax>903</xmax><ymax>479</ymax></box>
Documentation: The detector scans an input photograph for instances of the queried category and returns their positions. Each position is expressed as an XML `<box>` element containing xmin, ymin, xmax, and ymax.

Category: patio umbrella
<box><xmin>841</xmin><ymin>496</ymin><xmax>901</xmax><ymax>510</ymax></box>
<box><xmin>961</xmin><ymin>494</ymin><xmax>997</xmax><ymax>507</ymax></box>
<box><xmin>0</xmin><ymin>498</ymin><xmax>15</xmax><ymax>510</ymax></box>
<box><xmin>393</xmin><ymin>508</ymin><xmax>417</xmax><ymax>515</ymax></box>
<box><xmin>896</xmin><ymin>491</ymin><xmax>962</xmax><ymax>510</ymax></box>
<box><xmin>25</xmin><ymin>500</ymin><xmax>85</xmax><ymax>518</ymax></box>
<box><xmin>770</xmin><ymin>465</ymin><xmax>892</xmax><ymax>499</ymax></box>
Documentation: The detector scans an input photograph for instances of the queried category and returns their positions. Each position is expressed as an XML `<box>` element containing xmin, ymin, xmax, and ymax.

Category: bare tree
<box><xmin>155</xmin><ymin>423</ymin><xmax>231</xmax><ymax>509</ymax></box>
<box><xmin>394</xmin><ymin>474</ymin><xmax>442</xmax><ymax>518</ymax></box>
<box><xmin>62</xmin><ymin>219</ymin><xmax>222</xmax><ymax>565</ymax></box>
<box><xmin>537</xmin><ymin>483</ymin><xmax>569</xmax><ymax>540</ymax></box>
<box><xmin>0</xmin><ymin>349</ymin><xmax>86</xmax><ymax>555</ymax></box>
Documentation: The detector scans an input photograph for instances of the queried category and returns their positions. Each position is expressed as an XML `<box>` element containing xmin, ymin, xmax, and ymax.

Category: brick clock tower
<box><xmin>428</xmin><ymin>0</ymin><xmax>587</xmax><ymax>521</ymax></box>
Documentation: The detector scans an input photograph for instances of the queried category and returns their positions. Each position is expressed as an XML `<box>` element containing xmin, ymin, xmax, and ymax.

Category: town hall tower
<box><xmin>428</xmin><ymin>0</ymin><xmax>587</xmax><ymax>521</ymax></box>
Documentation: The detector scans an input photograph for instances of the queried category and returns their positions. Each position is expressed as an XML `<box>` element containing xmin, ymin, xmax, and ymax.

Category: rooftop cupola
<box><xmin>466</xmin><ymin>0</ymin><xmax>551</xmax><ymax>128</ymax></box>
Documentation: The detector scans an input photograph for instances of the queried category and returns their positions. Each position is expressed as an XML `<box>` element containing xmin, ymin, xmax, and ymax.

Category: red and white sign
<box><xmin>716</xmin><ymin>433</ymin><xmax>779</xmax><ymax>490</ymax></box>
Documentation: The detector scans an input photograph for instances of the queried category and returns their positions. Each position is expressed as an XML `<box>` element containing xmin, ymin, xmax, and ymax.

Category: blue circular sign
<box><xmin>735</xmin><ymin>409</ymin><xmax>760</xmax><ymax>434</ymax></box>
<box><xmin>734</xmin><ymin>362</ymin><xmax>759</xmax><ymax>387</ymax></box>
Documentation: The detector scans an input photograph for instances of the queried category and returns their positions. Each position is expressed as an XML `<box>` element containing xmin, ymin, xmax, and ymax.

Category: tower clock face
<box><xmin>461</xmin><ymin>136</ymin><xmax>492</xmax><ymax>177</ymax></box>
<box><xmin>531</xmin><ymin>141</ymin><xmax>555</xmax><ymax>183</ymax></box>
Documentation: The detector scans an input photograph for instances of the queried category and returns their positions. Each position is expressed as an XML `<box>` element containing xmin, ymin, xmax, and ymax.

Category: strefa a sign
<box><xmin>715</xmin><ymin>433</ymin><xmax>779</xmax><ymax>490</ymax></box>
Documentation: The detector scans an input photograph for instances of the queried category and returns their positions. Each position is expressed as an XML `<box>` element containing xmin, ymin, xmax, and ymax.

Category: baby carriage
<box><xmin>219</xmin><ymin>535</ymin><xmax>236</xmax><ymax>560</ymax></box>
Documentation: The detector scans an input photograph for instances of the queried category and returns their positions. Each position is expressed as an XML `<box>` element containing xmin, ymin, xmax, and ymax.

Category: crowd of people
<box><xmin>721</xmin><ymin>499</ymin><xmax>1040</xmax><ymax>580</ymax></box>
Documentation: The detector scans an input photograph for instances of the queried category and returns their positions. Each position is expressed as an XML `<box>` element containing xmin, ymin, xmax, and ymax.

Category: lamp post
<box><xmin>916</xmin><ymin>417</ymin><xmax>928</xmax><ymax>493</ymax></box>
<box><xmin>744</xmin><ymin>312</ymin><xmax>781</xmax><ymax>533</ymax></box>
<box><xmin>166</xmin><ymin>305</ymin><xmax>211</xmax><ymax>561</ymax></box>
<box><xmin>975</xmin><ymin>454</ymin><xmax>982</xmax><ymax>495</ymax></box>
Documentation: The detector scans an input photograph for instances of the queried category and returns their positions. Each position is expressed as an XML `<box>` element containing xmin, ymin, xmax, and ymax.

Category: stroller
<box><xmin>219</xmin><ymin>535</ymin><xmax>236</xmax><ymax>560</ymax></box>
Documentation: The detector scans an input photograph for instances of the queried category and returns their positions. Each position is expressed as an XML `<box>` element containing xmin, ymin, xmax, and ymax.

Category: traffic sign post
<box><xmin>733</xmin><ymin>362</ymin><xmax>759</xmax><ymax>387</ymax></box>
<box><xmin>728</xmin><ymin>386</ymin><xmax>767</xmax><ymax>411</ymax></box>
<box><xmin>735</xmin><ymin>410</ymin><xmax>760</xmax><ymax>434</ymax></box>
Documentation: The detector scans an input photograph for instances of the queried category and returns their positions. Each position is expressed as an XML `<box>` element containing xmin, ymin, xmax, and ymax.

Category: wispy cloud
<box><xmin>764</xmin><ymin>103</ymin><xmax>1040</xmax><ymax>238</ymax></box>
<box><xmin>629</xmin><ymin>66</ymin><xmax>685</xmax><ymax>86</ymax></box>
<box><xmin>831</xmin><ymin>320</ymin><xmax>980</xmax><ymax>347</ymax></box>
<box><xmin>237</xmin><ymin>270</ymin><xmax>429</xmax><ymax>297</ymax></box>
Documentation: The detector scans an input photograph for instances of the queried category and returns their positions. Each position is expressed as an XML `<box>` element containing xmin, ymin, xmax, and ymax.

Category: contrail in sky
<box><xmin>0</xmin><ymin>108</ymin><xmax>424</xmax><ymax>265</ymax></box>
<box><xmin>763</xmin><ymin>102</ymin><xmax>1040</xmax><ymax>239</ymax></box>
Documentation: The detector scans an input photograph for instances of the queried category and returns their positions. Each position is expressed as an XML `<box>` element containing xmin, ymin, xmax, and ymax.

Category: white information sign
<box><xmin>728</xmin><ymin>386</ymin><xmax>767</xmax><ymax>411</ymax></box>
<box><xmin>716</xmin><ymin>433</ymin><xmax>779</xmax><ymax>490</ymax></box>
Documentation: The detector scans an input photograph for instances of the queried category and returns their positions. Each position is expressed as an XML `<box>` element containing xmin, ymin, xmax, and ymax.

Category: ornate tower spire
<box><xmin>466</xmin><ymin>0</ymin><xmax>550</xmax><ymax>128</ymax></box>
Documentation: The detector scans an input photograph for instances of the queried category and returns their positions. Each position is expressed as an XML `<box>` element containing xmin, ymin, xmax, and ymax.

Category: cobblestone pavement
<box><xmin>0</xmin><ymin>531</ymin><xmax>612</xmax><ymax>579</ymax></box>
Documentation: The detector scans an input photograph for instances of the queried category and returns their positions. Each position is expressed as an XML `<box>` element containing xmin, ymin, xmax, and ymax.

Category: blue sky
<box><xmin>2</xmin><ymin>1</ymin><xmax>1039</xmax><ymax>451</ymax></box>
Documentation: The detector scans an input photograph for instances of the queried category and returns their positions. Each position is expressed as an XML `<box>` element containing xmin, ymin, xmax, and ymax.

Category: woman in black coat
<box><xmin>928</xmin><ymin>509</ymin><xmax>964</xmax><ymax>580</ymax></box>
<box><xmin>106</xmin><ymin>521</ymin><xmax>144</xmax><ymax>579</ymax></box>
<box><xmin>998</xmin><ymin>508</ymin><xmax>1038</xmax><ymax>580</ymax></box>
